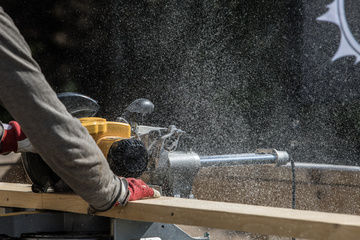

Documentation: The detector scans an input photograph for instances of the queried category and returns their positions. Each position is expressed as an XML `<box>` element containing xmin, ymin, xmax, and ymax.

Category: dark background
<box><xmin>1</xmin><ymin>0</ymin><xmax>360</xmax><ymax>165</ymax></box>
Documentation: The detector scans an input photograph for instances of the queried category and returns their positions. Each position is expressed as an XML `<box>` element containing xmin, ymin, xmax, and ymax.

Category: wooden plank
<box><xmin>99</xmin><ymin>197</ymin><xmax>360</xmax><ymax>240</ymax></box>
<box><xmin>0</xmin><ymin>183</ymin><xmax>360</xmax><ymax>239</ymax></box>
<box><xmin>0</xmin><ymin>183</ymin><xmax>42</xmax><ymax>209</ymax></box>
<box><xmin>42</xmin><ymin>192</ymin><xmax>89</xmax><ymax>214</ymax></box>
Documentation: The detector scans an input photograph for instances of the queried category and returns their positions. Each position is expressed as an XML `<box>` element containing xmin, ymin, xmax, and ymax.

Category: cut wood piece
<box><xmin>0</xmin><ymin>183</ymin><xmax>360</xmax><ymax>239</ymax></box>
<box><xmin>0</xmin><ymin>182</ymin><xmax>33</xmax><ymax>192</ymax></box>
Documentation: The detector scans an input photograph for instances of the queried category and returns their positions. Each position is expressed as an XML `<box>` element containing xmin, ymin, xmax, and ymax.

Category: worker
<box><xmin>0</xmin><ymin>7</ymin><xmax>160</xmax><ymax>214</ymax></box>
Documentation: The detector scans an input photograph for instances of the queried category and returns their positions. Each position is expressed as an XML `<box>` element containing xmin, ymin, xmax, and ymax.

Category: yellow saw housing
<box><xmin>80</xmin><ymin>117</ymin><xmax>131</xmax><ymax>158</ymax></box>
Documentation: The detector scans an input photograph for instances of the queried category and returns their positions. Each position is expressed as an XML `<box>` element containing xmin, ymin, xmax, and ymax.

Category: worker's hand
<box><xmin>127</xmin><ymin>178</ymin><xmax>161</xmax><ymax>201</ymax></box>
<box><xmin>0</xmin><ymin>121</ymin><xmax>36</xmax><ymax>154</ymax></box>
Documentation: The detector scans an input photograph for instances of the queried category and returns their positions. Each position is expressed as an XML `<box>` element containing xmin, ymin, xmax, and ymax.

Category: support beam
<box><xmin>0</xmin><ymin>183</ymin><xmax>360</xmax><ymax>239</ymax></box>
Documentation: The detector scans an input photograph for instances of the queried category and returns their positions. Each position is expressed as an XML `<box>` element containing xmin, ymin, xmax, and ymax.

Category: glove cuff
<box><xmin>115</xmin><ymin>177</ymin><xmax>130</xmax><ymax>206</ymax></box>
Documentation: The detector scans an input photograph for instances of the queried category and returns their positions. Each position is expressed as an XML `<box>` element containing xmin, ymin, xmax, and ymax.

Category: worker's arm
<box><xmin>0</xmin><ymin>7</ymin><xmax>155</xmax><ymax>213</ymax></box>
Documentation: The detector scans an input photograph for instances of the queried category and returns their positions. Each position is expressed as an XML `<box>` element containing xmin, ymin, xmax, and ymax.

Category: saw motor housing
<box><xmin>80</xmin><ymin>117</ymin><xmax>131</xmax><ymax>159</ymax></box>
<box><xmin>80</xmin><ymin>117</ymin><xmax>149</xmax><ymax>178</ymax></box>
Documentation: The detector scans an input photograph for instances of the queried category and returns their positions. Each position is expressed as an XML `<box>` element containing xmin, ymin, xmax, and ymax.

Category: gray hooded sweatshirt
<box><xmin>0</xmin><ymin>7</ymin><xmax>128</xmax><ymax>212</ymax></box>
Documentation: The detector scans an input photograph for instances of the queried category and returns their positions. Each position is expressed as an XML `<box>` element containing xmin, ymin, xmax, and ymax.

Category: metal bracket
<box><xmin>254</xmin><ymin>148</ymin><xmax>289</xmax><ymax>166</ymax></box>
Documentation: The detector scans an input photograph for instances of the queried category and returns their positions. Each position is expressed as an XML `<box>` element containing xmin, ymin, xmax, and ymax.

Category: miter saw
<box><xmin>22</xmin><ymin>93</ymin><xmax>290</xmax><ymax>197</ymax></box>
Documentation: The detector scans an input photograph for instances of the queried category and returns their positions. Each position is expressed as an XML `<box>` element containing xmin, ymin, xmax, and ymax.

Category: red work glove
<box><xmin>0</xmin><ymin>121</ymin><xmax>36</xmax><ymax>154</ymax></box>
<box><xmin>127</xmin><ymin>178</ymin><xmax>160</xmax><ymax>201</ymax></box>
<box><xmin>112</xmin><ymin>178</ymin><xmax>160</xmax><ymax>210</ymax></box>
<box><xmin>89</xmin><ymin>178</ymin><xmax>161</xmax><ymax>214</ymax></box>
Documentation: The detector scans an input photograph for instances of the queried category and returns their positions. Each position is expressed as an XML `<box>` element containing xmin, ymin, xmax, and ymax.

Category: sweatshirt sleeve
<box><xmin>0</xmin><ymin>6</ymin><xmax>124</xmax><ymax>212</ymax></box>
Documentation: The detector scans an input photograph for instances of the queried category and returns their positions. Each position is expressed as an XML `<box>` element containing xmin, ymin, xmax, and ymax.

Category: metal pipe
<box><xmin>199</xmin><ymin>153</ymin><xmax>277</xmax><ymax>167</ymax></box>
<box><xmin>199</xmin><ymin>149</ymin><xmax>289</xmax><ymax>167</ymax></box>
